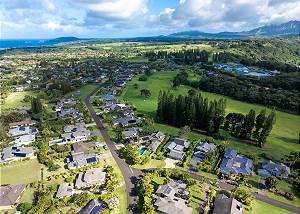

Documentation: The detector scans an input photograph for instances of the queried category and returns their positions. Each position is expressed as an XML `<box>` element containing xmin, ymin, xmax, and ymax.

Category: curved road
<box><xmin>84</xmin><ymin>85</ymin><xmax>141</xmax><ymax>214</ymax></box>
<box><xmin>84</xmin><ymin>84</ymin><xmax>300</xmax><ymax>214</ymax></box>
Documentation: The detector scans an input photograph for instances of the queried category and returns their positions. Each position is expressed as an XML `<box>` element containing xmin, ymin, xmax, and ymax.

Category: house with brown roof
<box><xmin>9</xmin><ymin>118</ymin><xmax>36</xmax><ymax>128</ymax></box>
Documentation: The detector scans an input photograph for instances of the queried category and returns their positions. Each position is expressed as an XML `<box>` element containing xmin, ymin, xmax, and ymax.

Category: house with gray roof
<box><xmin>75</xmin><ymin>168</ymin><xmax>106</xmax><ymax>188</ymax></box>
<box><xmin>13</xmin><ymin>134</ymin><xmax>36</xmax><ymax>146</ymax></box>
<box><xmin>78</xmin><ymin>199</ymin><xmax>106</xmax><ymax>214</ymax></box>
<box><xmin>213</xmin><ymin>194</ymin><xmax>243</xmax><ymax>214</ymax></box>
<box><xmin>0</xmin><ymin>184</ymin><xmax>26</xmax><ymax>210</ymax></box>
<box><xmin>165</xmin><ymin>138</ymin><xmax>190</xmax><ymax>161</ymax></box>
<box><xmin>146</xmin><ymin>132</ymin><xmax>166</xmax><ymax>153</ymax></box>
<box><xmin>112</xmin><ymin>115</ymin><xmax>141</xmax><ymax>127</ymax></box>
<box><xmin>56</xmin><ymin>183</ymin><xmax>74</xmax><ymax>198</ymax></box>
<box><xmin>154</xmin><ymin>180</ymin><xmax>192</xmax><ymax>214</ymax></box>
<box><xmin>220</xmin><ymin>149</ymin><xmax>253</xmax><ymax>176</ymax></box>
<box><xmin>258</xmin><ymin>159</ymin><xmax>290</xmax><ymax>179</ymax></box>
<box><xmin>67</xmin><ymin>152</ymin><xmax>97</xmax><ymax>169</ymax></box>
<box><xmin>1</xmin><ymin>146</ymin><xmax>35</xmax><ymax>163</ymax></box>
<box><xmin>194</xmin><ymin>142</ymin><xmax>216</xmax><ymax>159</ymax></box>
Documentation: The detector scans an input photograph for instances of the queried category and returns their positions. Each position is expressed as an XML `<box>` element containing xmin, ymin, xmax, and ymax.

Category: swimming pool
<box><xmin>139</xmin><ymin>147</ymin><xmax>147</xmax><ymax>155</ymax></box>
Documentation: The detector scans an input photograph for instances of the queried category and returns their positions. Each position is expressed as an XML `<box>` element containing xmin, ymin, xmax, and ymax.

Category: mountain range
<box><xmin>168</xmin><ymin>20</ymin><xmax>300</xmax><ymax>39</ymax></box>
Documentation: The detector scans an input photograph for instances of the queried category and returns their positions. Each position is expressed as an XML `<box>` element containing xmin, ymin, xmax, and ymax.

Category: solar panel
<box><xmin>86</xmin><ymin>157</ymin><xmax>96</xmax><ymax>164</ymax></box>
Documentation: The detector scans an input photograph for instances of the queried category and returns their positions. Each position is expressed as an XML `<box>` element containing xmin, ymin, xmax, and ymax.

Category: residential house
<box><xmin>9</xmin><ymin>118</ymin><xmax>36</xmax><ymax>128</ymax></box>
<box><xmin>146</xmin><ymin>132</ymin><xmax>166</xmax><ymax>153</ymax></box>
<box><xmin>103</xmin><ymin>103</ymin><xmax>126</xmax><ymax>113</ymax></box>
<box><xmin>154</xmin><ymin>180</ymin><xmax>192</xmax><ymax>214</ymax></box>
<box><xmin>8</xmin><ymin>126</ymin><xmax>38</xmax><ymax>137</ymax></box>
<box><xmin>112</xmin><ymin>115</ymin><xmax>141</xmax><ymax>127</ymax></box>
<box><xmin>165</xmin><ymin>138</ymin><xmax>190</xmax><ymax>161</ymax></box>
<box><xmin>75</xmin><ymin>168</ymin><xmax>106</xmax><ymax>188</ymax></box>
<box><xmin>13</xmin><ymin>134</ymin><xmax>36</xmax><ymax>146</ymax></box>
<box><xmin>122</xmin><ymin>127</ymin><xmax>143</xmax><ymax>144</ymax></box>
<box><xmin>1</xmin><ymin>146</ymin><xmax>35</xmax><ymax>162</ymax></box>
<box><xmin>258</xmin><ymin>160</ymin><xmax>290</xmax><ymax>179</ymax></box>
<box><xmin>56</xmin><ymin>183</ymin><xmax>74</xmax><ymax>198</ymax></box>
<box><xmin>77</xmin><ymin>199</ymin><xmax>106</xmax><ymax>214</ymax></box>
<box><xmin>0</xmin><ymin>184</ymin><xmax>26</xmax><ymax>210</ymax></box>
<box><xmin>49</xmin><ymin>123</ymin><xmax>91</xmax><ymax>146</ymax></box>
<box><xmin>213</xmin><ymin>194</ymin><xmax>243</xmax><ymax>214</ymax></box>
<box><xmin>194</xmin><ymin>142</ymin><xmax>216</xmax><ymax>159</ymax></box>
<box><xmin>220</xmin><ymin>149</ymin><xmax>253</xmax><ymax>176</ymax></box>
<box><xmin>67</xmin><ymin>152</ymin><xmax>97</xmax><ymax>169</ymax></box>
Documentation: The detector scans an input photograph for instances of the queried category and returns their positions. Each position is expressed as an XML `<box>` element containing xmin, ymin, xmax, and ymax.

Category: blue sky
<box><xmin>1</xmin><ymin>0</ymin><xmax>299</xmax><ymax>39</ymax></box>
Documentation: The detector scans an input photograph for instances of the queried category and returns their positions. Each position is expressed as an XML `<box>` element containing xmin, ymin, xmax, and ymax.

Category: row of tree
<box><xmin>145</xmin><ymin>49</ymin><xmax>209</xmax><ymax>64</ymax></box>
<box><xmin>156</xmin><ymin>90</ymin><xmax>226</xmax><ymax>134</ymax></box>
<box><xmin>224</xmin><ymin>109</ymin><xmax>276</xmax><ymax>147</ymax></box>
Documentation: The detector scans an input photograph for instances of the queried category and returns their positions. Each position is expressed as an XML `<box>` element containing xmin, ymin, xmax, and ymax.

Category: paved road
<box><xmin>84</xmin><ymin>85</ymin><xmax>141</xmax><ymax>214</ymax></box>
<box><xmin>84</xmin><ymin>84</ymin><xmax>300</xmax><ymax>214</ymax></box>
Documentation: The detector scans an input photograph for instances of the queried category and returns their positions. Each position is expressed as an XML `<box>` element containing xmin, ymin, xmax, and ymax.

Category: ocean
<box><xmin>0</xmin><ymin>39</ymin><xmax>56</xmax><ymax>49</ymax></box>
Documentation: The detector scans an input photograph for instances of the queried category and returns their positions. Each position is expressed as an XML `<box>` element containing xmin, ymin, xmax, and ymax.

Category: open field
<box><xmin>78</xmin><ymin>84</ymin><xmax>98</xmax><ymax>99</ymax></box>
<box><xmin>248</xmin><ymin>200</ymin><xmax>295</xmax><ymax>214</ymax></box>
<box><xmin>121</xmin><ymin>71</ymin><xmax>300</xmax><ymax>162</ymax></box>
<box><xmin>0</xmin><ymin>159</ymin><xmax>68</xmax><ymax>185</ymax></box>
<box><xmin>0</xmin><ymin>90</ymin><xmax>38</xmax><ymax>113</ymax></box>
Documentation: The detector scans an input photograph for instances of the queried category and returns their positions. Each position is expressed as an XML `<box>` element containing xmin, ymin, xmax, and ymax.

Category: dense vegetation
<box><xmin>173</xmin><ymin>71</ymin><xmax>299</xmax><ymax>114</ymax></box>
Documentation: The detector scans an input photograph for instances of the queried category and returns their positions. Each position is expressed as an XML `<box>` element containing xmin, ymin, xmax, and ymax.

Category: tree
<box><xmin>253</xmin><ymin>109</ymin><xmax>266</xmax><ymax>140</ymax></box>
<box><xmin>230</xmin><ymin>187</ymin><xmax>254</xmax><ymax>206</ymax></box>
<box><xmin>140</xmin><ymin>89</ymin><xmax>151</xmax><ymax>98</ymax></box>
<box><xmin>31</xmin><ymin>98</ymin><xmax>43</xmax><ymax>114</ymax></box>
<box><xmin>258</xmin><ymin>110</ymin><xmax>276</xmax><ymax>147</ymax></box>
<box><xmin>265</xmin><ymin>176</ymin><xmax>278</xmax><ymax>190</ymax></box>
<box><xmin>240</xmin><ymin>109</ymin><xmax>256</xmax><ymax>139</ymax></box>
<box><xmin>17</xmin><ymin>202</ymin><xmax>32</xmax><ymax>213</ymax></box>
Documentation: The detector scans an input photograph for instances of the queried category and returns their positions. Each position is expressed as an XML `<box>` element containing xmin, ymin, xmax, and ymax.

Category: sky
<box><xmin>1</xmin><ymin>0</ymin><xmax>299</xmax><ymax>39</ymax></box>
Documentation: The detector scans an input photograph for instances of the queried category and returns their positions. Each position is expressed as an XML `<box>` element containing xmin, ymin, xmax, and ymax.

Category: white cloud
<box><xmin>151</xmin><ymin>0</ymin><xmax>300</xmax><ymax>32</ymax></box>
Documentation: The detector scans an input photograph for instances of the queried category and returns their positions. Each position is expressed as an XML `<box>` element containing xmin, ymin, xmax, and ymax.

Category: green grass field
<box><xmin>0</xmin><ymin>90</ymin><xmax>38</xmax><ymax>113</ymax></box>
<box><xmin>0</xmin><ymin>159</ymin><xmax>68</xmax><ymax>185</ymax></box>
<box><xmin>248</xmin><ymin>200</ymin><xmax>294</xmax><ymax>214</ymax></box>
<box><xmin>78</xmin><ymin>84</ymin><xmax>98</xmax><ymax>99</ymax></box>
<box><xmin>121</xmin><ymin>71</ymin><xmax>300</xmax><ymax>162</ymax></box>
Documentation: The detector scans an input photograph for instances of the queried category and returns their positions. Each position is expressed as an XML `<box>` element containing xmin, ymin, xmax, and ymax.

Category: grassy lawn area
<box><xmin>121</xmin><ymin>71</ymin><xmax>300</xmax><ymax>162</ymax></box>
<box><xmin>0</xmin><ymin>90</ymin><xmax>39</xmax><ymax>113</ymax></box>
<box><xmin>132</xmin><ymin>159</ymin><xmax>166</xmax><ymax>169</ymax></box>
<box><xmin>115</xmin><ymin>185</ymin><xmax>127</xmax><ymax>214</ymax></box>
<box><xmin>0</xmin><ymin>159</ymin><xmax>68</xmax><ymax>185</ymax></box>
<box><xmin>78</xmin><ymin>84</ymin><xmax>98</xmax><ymax>99</ymax></box>
<box><xmin>248</xmin><ymin>200</ymin><xmax>295</xmax><ymax>214</ymax></box>
<box><xmin>265</xmin><ymin>190</ymin><xmax>300</xmax><ymax>208</ymax></box>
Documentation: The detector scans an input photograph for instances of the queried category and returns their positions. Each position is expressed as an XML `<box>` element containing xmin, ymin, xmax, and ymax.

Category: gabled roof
<box><xmin>56</xmin><ymin>183</ymin><xmax>74</xmax><ymax>198</ymax></box>
<box><xmin>213</xmin><ymin>194</ymin><xmax>243</xmax><ymax>214</ymax></box>
<box><xmin>0</xmin><ymin>184</ymin><xmax>26</xmax><ymax>207</ymax></box>
<box><xmin>78</xmin><ymin>199</ymin><xmax>105</xmax><ymax>214</ymax></box>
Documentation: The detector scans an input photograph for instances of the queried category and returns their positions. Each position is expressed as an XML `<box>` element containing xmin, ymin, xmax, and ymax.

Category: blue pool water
<box><xmin>139</xmin><ymin>147</ymin><xmax>147</xmax><ymax>155</ymax></box>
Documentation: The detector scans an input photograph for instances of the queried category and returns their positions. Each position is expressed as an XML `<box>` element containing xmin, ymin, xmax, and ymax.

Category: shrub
<box><xmin>138</xmin><ymin>75</ymin><xmax>148</xmax><ymax>81</ymax></box>
<box><xmin>17</xmin><ymin>202</ymin><xmax>32</xmax><ymax>213</ymax></box>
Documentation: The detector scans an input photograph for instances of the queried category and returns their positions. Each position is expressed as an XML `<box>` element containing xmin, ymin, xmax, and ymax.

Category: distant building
<box><xmin>0</xmin><ymin>184</ymin><xmax>26</xmax><ymax>210</ymax></box>
<box><xmin>75</xmin><ymin>168</ymin><xmax>106</xmax><ymax>188</ymax></box>
<box><xmin>258</xmin><ymin>159</ymin><xmax>290</xmax><ymax>179</ymax></box>
<box><xmin>220</xmin><ymin>149</ymin><xmax>253</xmax><ymax>176</ymax></box>
<box><xmin>213</xmin><ymin>194</ymin><xmax>243</xmax><ymax>214</ymax></box>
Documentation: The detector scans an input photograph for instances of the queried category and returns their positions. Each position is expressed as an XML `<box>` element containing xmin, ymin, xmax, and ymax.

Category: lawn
<box><xmin>132</xmin><ymin>159</ymin><xmax>166</xmax><ymax>169</ymax></box>
<box><xmin>0</xmin><ymin>90</ymin><xmax>38</xmax><ymax>113</ymax></box>
<box><xmin>248</xmin><ymin>200</ymin><xmax>295</xmax><ymax>214</ymax></box>
<box><xmin>0</xmin><ymin>159</ymin><xmax>68</xmax><ymax>185</ymax></box>
<box><xmin>78</xmin><ymin>84</ymin><xmax>98</xmax><ymax>99</ymax></box>
<box><xmin>121</xmin><ymin>71</ymin><xmax>300</xmax><ymax>162</ymax></box>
